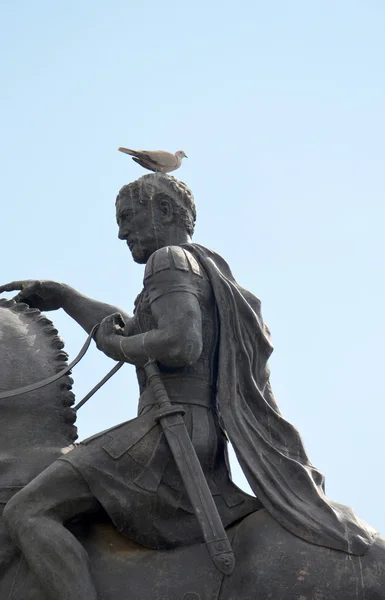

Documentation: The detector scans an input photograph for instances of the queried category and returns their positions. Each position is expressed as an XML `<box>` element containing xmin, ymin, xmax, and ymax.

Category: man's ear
<box><xmin>159</xmin><ymin>198</ymin><xmax>174</xmax><ymax>223</ymax></box>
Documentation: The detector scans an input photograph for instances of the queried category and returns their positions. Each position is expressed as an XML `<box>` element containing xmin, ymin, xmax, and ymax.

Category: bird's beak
<box><xmin>184</xmin><ymin>154</ymin><xmax>188</xmax><ymax>158</ymax></box>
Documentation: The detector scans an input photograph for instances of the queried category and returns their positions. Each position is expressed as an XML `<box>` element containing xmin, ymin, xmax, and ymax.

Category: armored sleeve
<box><xmin>143</xmin><ymin>246</ymin><xmax>204</xmax><ymax>304</ymax></box>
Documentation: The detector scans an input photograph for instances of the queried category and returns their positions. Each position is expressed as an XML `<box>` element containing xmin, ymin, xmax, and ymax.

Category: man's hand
<box><xmin>95</xmin><ymin>312</ymin><xmax>127</xmax><ymax>361</ymax></box>
<box><xmin>0</xmin><ymin>280</ymin><xmax>67</xmax><ymax>311</ymax></box>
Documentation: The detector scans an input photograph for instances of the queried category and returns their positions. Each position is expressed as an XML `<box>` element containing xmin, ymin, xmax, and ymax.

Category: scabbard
<box><xmin>144</xmin><ymin>360</ymin><xmax>235</xmax><ymax>576</ymax></box>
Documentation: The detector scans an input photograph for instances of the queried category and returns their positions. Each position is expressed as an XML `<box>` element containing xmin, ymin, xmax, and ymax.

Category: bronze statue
<box><xmin>0</xmin><ymin>173</ymin><xmax>384</xmax><ymax>600</ymax></box>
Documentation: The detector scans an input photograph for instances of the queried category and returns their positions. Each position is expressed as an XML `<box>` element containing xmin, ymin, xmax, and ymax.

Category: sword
<box><xmin>144</xmin><ymin>359</ymin><xmax>235</xmax><ymax>576</ymax></box>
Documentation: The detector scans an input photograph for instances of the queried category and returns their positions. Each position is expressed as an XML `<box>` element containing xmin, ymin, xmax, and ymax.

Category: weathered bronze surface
<box><xmin>0</xmin><ymin>173</ymin><xmax>384</xmax><ymax>599</ymax></box>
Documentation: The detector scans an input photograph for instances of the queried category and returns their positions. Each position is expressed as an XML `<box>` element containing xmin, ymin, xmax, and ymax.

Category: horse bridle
<box><xmin>0</xmin><ymin>324</ymin><xmax>124</xmax><ymax>411</ymax></box>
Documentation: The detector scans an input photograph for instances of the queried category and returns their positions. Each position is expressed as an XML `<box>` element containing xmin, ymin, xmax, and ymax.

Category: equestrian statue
<box><xmin>0</xmin><ymin>173</ymin><xmax>384</xmax><ymax>600</ymax></box>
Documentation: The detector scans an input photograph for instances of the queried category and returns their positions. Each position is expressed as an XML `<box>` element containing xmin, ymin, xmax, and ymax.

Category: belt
<box><xmin>138</xmin><ymin>377</ymin><xmax>215</xmax><ymax>415</ymax></box>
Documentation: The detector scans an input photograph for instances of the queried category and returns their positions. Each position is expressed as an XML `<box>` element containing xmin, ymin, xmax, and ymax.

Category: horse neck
<box><xmin>0</xmin><ymin>299</ymin><xmax>78</xmax><ymax>451</ymax></box>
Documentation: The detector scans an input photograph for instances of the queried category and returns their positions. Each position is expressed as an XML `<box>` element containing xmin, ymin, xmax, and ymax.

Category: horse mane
<box><xmin>0</xmin><ymin>297</ymin><xmax>78</xmax><ymax>442</ymax></box>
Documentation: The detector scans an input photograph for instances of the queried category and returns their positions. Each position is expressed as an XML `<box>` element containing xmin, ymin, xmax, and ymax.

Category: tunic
<box><xmin>61</xmin><ymin>245</ymin><xmax>260</xmax><ymax>549</ymax></box>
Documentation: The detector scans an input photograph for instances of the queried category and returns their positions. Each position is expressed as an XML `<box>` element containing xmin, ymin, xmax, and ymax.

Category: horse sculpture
<box><xmin>1</xmin><ymin>297</ymin><xmax>385</xmax><ymax>600</ymax></box>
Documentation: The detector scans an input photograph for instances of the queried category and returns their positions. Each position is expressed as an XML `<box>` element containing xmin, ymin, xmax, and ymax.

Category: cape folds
<box><xmin>185</xmin><ymin>243</ymin><xmax>376</xmax><ymax>555</ymax></box>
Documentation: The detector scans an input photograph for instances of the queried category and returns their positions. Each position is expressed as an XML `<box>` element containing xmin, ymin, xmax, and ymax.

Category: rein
<box><xmin>0</xmin><ymin>324</ymin><xmax>124</xmax><ymax>410</ymax></box>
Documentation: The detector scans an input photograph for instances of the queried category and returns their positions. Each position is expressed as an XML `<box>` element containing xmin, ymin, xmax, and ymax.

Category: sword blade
<box><xmin>157</xmin><ymin>410</ymin><xmax>234</xmax><ymax>575</ymax></box>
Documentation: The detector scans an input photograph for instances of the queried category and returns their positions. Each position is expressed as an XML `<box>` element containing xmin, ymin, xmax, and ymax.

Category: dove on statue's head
<box><xmin>118</xmin><ymin>147</ymin><xmax>187</xmax><ymax>174</ymax></box>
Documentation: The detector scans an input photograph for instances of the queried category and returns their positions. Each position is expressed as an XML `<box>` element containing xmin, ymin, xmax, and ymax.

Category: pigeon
<box><xmin>118</xmin><ymin>147</ymin><xmax>187</xmax><ymax>173</ymax></box>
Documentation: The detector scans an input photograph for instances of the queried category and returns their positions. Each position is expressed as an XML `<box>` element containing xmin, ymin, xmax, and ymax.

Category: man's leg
<box><xmin>0</xmin><ymin>509</ymin><xmax>19</xmax><ymax>577</ymax></box>
<box><xmin>3</xmin><ymin>459</ymin><xmax>101</xmax><ymax>600</ymax></box>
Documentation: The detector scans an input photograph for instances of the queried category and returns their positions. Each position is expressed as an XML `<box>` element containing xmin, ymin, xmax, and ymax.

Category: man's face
<box><xmin>116</xmin><ymin>193</ymin><xmax>162</xmax><ymax>264</ymax></box>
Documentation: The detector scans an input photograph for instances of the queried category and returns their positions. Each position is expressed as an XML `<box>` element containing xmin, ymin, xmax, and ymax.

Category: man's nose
<box><xmin>118</xmin><ymin>227</ymin><xmax>128</xmax><ymax>240</ymax></box>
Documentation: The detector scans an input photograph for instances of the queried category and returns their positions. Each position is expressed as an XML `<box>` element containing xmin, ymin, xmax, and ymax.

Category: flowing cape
<box><xmin>186</xmin><ymin>243</ymin><xmax>376</xmax><ymax>555</ymax></box>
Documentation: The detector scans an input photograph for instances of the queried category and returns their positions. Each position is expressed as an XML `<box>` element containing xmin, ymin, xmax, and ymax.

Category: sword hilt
<box><xmin>144</xmin><ymin>359</ymin><xmax>171</xmax><ymax>408</ymax></box>
<box><xmin>145</xmin><ymin>360</ymin><xmax>186</xmax><ymax>422</ymax></box>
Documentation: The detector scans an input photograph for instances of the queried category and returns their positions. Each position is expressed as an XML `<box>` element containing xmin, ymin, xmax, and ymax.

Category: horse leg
<box><xmin>3</xmin><ymin>460</ymin><xmax>101</xmax><ymax>600</ymax></box>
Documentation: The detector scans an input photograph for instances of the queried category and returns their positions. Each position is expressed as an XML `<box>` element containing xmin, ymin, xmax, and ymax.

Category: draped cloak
<box><xmin>185</xmin><ymin>243</ymin><xmax>376</xmax><ymax>556</ymax></box>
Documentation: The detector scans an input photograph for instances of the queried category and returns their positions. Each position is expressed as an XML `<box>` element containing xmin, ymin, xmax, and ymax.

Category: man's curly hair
<box><xmin>116</xmin><ymin>173</ymin><xmax>196</xmax><ymax>236</ymax></box>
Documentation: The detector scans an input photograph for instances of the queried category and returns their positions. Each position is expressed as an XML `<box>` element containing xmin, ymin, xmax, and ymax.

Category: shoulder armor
<box><xmin>144</xmin><ymin>246</ymin><xmax>202</xmax><ymax>280</ymax></box>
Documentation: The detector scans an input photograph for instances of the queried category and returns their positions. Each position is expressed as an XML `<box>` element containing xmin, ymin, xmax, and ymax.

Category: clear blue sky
<box><xmin>1</xmin><ymin>1</ymin><xmax>384</xmax><ymax>534</ymax></box>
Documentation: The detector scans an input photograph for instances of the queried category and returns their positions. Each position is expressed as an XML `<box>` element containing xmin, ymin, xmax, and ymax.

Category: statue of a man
<box><xmin>2</xmin><ymin>174</ymin><xmax>375</xmax><ymax>600</ymax></box>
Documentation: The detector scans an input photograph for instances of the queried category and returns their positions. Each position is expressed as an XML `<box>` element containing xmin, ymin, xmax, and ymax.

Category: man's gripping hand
<box><xmin>94</xmin><ymin>312</ymin><xmax>127</xmax><ymax>361</ymax></box>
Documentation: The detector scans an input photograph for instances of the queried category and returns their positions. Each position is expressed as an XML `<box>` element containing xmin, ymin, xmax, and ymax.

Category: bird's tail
<box><xmin>118</xmin><ymin>147</ymin><xmax>138</xmax><ymax>156</ymax></box>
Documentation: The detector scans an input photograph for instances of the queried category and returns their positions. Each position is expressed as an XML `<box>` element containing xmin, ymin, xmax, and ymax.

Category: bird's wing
<box><xmin>119</xmin><ymin>148</ymin><xmax>178</xmax><ymax>169</ymax></box>
<box><xmin>142</xmin><ymin>150</ymin><xmax>178</xmax><ymax>168</ymax></box>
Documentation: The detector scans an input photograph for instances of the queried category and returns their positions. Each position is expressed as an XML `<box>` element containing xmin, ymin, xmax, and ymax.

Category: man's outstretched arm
<box><xmin>0</xmin><ymin>280</ymin><xmax>132</xmax><ymax>335</ymax></box>
<box><xmin>61</xmin><ymin>285</ymin><xmax>132</xmax><ymax>334</ymax></box>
